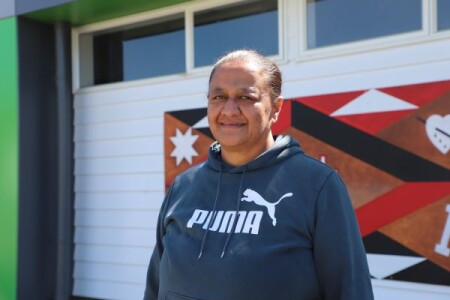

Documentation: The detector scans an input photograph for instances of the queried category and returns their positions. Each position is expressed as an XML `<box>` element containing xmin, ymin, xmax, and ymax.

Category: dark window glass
<box><xmin>194</xmin><ymin>0</ymin><xmax>278</xmax><ymax>68</ymax></box>
<box><xmin>438</xmin><ymin>0</ymin><xmax>450</xmax><ymax>31</ymax></box>
<box><xmin>307</xmin><ymin>0</ymin><xmax>422</xmax><ymax>49</ymax></box>
<box><xmin>93</xmin><ymin>16</ymin><xmax>185</xmax><ymax>84</ymax></box>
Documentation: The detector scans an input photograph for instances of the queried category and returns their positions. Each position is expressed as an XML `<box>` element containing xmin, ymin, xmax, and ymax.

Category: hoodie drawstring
<box><xmin>221</xmin><ymin>166</ymin><xmax>247</xmax><ymax>258</ymax></box>
<box><xmin>197</xmin><ymin>165</ymin><xmax>222</xmax><ymax>259</ymax></box>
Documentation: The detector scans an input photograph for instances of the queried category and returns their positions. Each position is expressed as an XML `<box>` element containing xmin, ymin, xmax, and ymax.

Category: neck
<box><xmin>220</xmin><ymin>135</ymin><xmax>275</xmax><ymax>166</ymax></box>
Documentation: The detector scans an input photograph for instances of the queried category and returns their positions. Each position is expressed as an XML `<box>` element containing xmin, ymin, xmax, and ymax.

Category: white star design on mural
<box><xmin>170</xmin><ymin>128</ymin><xmax>199</xmax><ymax>165</ymax></box>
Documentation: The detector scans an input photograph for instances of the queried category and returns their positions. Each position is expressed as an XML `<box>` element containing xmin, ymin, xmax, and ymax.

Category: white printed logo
<box><xmin>186</xmin><ymin>189</ymin><xmax>293</xmax><ymax>234</ymax></box>
<box><xmin>425</xmin><ymin>114</ymin><xmax>450</xmax><ymax>154</ymax></box>
<box><xmin>187</xmin><ymin>209</ymin><xmax>263</xmax><ymax>234</ymax></box>
<box><xmin>435</xmin><ymin>204</ymin><xmax>450</xmax><ymax>257</ymax></box>
<box><xmin>241</xmin><ymin>189</ymin><xmax>293</xmax><ymax>226</ymax></box>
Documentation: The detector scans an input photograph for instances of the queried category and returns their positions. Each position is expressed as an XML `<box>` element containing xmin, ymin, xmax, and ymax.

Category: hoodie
<box><xmin>144</xmin><ymin>135</ymin><xmax>373</xmax><ymax>300</ymax></box>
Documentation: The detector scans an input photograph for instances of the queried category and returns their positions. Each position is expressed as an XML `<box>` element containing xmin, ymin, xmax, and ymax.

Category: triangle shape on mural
<box><xmin>388</xmin><ymin>260</ymin><xmax>450</xmax><ymax>285</ymax></box>
<box><xmin>193</xmin><ymin>116</ymin><xmax>209</xmax><ymax>129</ymax></box>
<box><xmin>330</xmin><ymin>89</ymin><xmax>417</xmax><ymax>116</ymax></box>
<box><xmin>333</xmin><ymin>110</ymin><xmax>414</xmax><ymax>135</ymax></box>
<box><xmin>379</xmin><ymin>79</ymin><xmax>450</xmax><ymax>107</ymax></box>
<box><xmin>295</xmin><ymin>90</ymin><xmax>365</xmax><ymax>115</ymax></box>
<box><xmin>366</xmin><ymin>253</ymin><xmax>425</xmax><ymax>279</ymax></box>
<box><xmin>171</xmin><ymin>108</ymin><xmax>207</xmax><ymax>127</ymax></box>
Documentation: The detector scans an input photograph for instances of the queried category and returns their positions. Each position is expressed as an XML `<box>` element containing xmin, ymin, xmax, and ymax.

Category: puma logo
<box><xmin>241</xmin><ymin>189</ymin><xmax>293</xmax><ymax>226</ymax></box>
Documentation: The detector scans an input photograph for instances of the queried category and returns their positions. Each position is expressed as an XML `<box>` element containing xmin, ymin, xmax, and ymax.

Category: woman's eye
<box><xmin>239</xmin><ymin>95</ymin><xmax>254</xmax><ymax>101</ymax></box>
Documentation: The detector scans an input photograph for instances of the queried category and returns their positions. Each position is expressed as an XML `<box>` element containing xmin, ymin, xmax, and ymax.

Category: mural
<box><xmin>164</xmin><ymin>80</ymin><xmax>450</xmax><ymax>288</ymax></box>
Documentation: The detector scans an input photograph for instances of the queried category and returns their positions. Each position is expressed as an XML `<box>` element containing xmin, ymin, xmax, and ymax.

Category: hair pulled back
<box><xmin>208</xmin><ymin>49</ymin><xmax>282</xmax><ymax>101</ymax></box>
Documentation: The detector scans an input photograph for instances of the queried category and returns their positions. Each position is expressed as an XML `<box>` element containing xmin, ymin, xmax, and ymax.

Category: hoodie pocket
<box><xmin>165</xmin><ymin>291</ymin><xmax>200</xmax><ymax>300</ymax></box>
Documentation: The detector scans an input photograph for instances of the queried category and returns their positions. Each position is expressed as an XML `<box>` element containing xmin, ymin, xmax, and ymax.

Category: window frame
<box><xmin>72</xmin><ymin>0</ymin><xmax>450</xmax><ymax>92</ymax></box>
<box><xmin>72</xmin><ymin>0</ymin><xmax>284</xmax><ymax>92</ymax></box>
<box><xmin>297</xmin><ymin>0</ymin><xmax>450</xmax><ymax>61</ymax></box>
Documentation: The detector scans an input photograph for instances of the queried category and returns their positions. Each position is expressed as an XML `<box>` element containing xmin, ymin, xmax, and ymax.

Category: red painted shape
<box><xmin>334</xmin><ymin>109</ymin><xmax>416</xmax><ymax>135</ymax></box>
<box><xmin>295</xmin><ymin>90</ymin><xmax>366</xmax><ymax>115</ymax></box>
<box><xmin>380</xmin><ymin>80</ymin><xmax>450</xmax><ymax>107</ymax></box>
<box><xmin>356</xmin><ymin>182</ymin><xmax>450</xmax><ymax>237</ymax></box>
<box><xmin>273</xmin><ymin>99</ymin><xmax>292</xmax><ymax>134</ymax></box>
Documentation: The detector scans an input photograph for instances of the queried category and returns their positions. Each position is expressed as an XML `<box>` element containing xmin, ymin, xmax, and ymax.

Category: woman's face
<box><xmin>207</xmin><ymin>60</ymin><xmax>282</xmax><ymax>160</ymax></box>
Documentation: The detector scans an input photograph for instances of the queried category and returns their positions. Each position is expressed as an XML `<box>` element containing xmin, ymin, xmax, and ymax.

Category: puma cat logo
<box><xmin>241</xmin><ymin>189</ymin><xmax>293</xmax><ymax>226</ymax></box>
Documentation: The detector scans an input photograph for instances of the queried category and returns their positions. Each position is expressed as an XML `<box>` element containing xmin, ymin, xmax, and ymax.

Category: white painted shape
<box><xmin>435</xmin><ymin>204</ymin><xmax>450</xmax><ymax>257</ymax></box>
<box><xmin>367</xmin><ymin>254</ymin><xmax>426</xmax><ymax>279</ymax></box>
<box><xmin>73</xmin><ymin>279</ymin><xmax>145</xmax><ymax>300</ymax></box>
<box><xmin>330</xmin><ymin>89</ymin><xmax>417</xmax><ymax>116</ymax></box>
<box><xmin>372</xmin><ymin>279</ymin><xmax>450</xmax><ymax>300</ymax></box>
<box><xmin>75</xmin><ymin>192</ymin><xmax>164</xmax><ymax>210</ymax></box>
<box><xmin>74</xmin><ymin>210</ymin><xmax>159</xmax><ymax>228</ymax></box>
<box><xmin>74</xmin><ymin>227</ymin><xmax>155</xmax><ymax>247</ymax></box>
<box><xmin>193</xmin><ymin>116</ymin><xmax>209</xmax><ymax>128</ymax></box>
<box><xmin>426</xmin><ymin>114</ymin><xmax>450</xmax><ymax>155</ymax></box>
<box><xmin>170</xmin><ymin>128</ymin><xmax>199</xmax><ymax>165</ymax></box>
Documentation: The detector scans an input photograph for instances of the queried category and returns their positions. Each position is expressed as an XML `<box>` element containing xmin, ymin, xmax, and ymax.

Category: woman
<box><xmin>144</xmin><ymin>50</ymin><xmax>374</xmax><ymax>300</ymax></box>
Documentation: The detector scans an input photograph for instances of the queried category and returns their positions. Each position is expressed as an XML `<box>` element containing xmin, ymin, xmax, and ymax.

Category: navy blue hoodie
<box><xmin>144</xmin><ymin>135</ymin><xmax>373</xmax><ymax>300</ymax></box>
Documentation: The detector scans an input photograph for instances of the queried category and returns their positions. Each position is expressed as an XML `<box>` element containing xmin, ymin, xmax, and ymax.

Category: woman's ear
<box><xmin>272</xmin><ymin>96</ymin><xmax>284</xmax><ymax>122</ymax></box>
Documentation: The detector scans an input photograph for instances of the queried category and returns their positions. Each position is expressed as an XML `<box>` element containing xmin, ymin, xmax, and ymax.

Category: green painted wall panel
<box><xmin>26</xmin><ymin>0</ymin><xmax>193</xmax><ymax>26</ymax></box>
<box><xmin>0</xmin><ymin>17</ymin><xmax>18</xmax><ymax>300</ymax></box>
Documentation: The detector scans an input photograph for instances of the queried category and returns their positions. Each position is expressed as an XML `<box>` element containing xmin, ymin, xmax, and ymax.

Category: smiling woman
<box><xmin>144</xmin><ymin>49</ymin><xmax>374</xmax><ymax>300</ymax></box>
<box><xmin>206</xmin><ymin>51</ymin><xmax>283</xmax><ymax>166</ymax></box>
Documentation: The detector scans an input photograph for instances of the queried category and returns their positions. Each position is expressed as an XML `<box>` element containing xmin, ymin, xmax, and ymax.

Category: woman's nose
<box><xmin>221</xmin><ymin>98</ymin><xmax>240</xmax><ymax>116</ymax></box>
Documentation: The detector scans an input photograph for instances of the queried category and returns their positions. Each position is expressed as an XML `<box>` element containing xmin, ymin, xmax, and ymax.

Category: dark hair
<box><xmin>208</xmin><ymin>49</ymin><xmax>282</xmax><ymax>101</ymax></box>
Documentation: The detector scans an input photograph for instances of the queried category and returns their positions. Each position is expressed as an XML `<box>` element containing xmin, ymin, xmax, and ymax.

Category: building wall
<box><xmin>72</xmin><ymin>13</ymin><xmax>450</xmax><ymax>297</ymax></box>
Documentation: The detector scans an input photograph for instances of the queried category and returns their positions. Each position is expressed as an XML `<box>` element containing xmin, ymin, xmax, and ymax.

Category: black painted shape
<box><xmin>389</xmin><ymin>260</ymin><xmax>450</xmax><ymax>285</ymax></box>
<box><xmin>291</xmin><ymin>102</ymin><xmax>450</xmax><ymax>181</ymax></box>
<box><xmin>363</xmin><ymin>231</ymin><xmax>419</xmax><ymax>256</ymax></box>
<box><xmin>169</xmin><ymin>108</ymin><xmax>207</xmax><ymax>128</ymax></box>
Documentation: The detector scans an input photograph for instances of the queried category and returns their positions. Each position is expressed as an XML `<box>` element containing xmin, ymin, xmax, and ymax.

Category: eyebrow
<box><xmin>209</xmin><ymin>87</ymin><xmax>259</xmax><ymax>94</ymax></box>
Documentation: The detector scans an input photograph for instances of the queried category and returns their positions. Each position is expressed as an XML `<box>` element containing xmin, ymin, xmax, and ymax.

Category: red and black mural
<box><xmin>164</xmin><ymin>80</ymin><xmax>450</xmax><ymax>288</ymax></box>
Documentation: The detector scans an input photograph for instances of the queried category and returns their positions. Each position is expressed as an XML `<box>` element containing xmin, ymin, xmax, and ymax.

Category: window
<box><xmin>194</xmin><ymin>0</ymin><xmax>278</xmax><ymax>67</ymax></box>
<box><xmin>437</xmin><ymin>0</ymin><xmax>450</xmax><ymax>31</ymax></box>
<box><xmin>306</xmin><ymin>0</ymin><xmax>422</xmax><ymax>49</ymax></box>
<box><xmin>91</xmin><ymin>14</ymin><xmax>185</xmax><ymax>85</ymax></box>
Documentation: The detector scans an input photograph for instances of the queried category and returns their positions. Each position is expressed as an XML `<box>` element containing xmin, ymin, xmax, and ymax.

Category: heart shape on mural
<box><xmin>425</xmin><ymin>114</ymin><xmax>450</xmax><ymax>155</ymax></box>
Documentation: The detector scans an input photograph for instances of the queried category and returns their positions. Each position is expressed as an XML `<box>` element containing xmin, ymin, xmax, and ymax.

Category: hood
<box><xmin>207</xmin><ymin>135</ymin><xmax>303</xmax><ymax>173</ymax></box>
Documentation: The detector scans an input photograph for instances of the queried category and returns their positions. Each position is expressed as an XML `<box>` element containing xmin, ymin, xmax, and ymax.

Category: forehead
<box><xmin>209</xmin><ymin>60</ymin><xmax>266</xmax><ymax>89</ymax></box>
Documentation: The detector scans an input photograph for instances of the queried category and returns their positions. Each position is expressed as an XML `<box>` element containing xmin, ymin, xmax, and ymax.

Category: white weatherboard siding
<box><xmin>72</xmin><ymin>19</ymin><xmax>450</xmax><ymax>300</ymax></box>
<box><xmin>73</xmin><ymin>74</ymin><xmax>209</xmax><ymax>299</ymax></box>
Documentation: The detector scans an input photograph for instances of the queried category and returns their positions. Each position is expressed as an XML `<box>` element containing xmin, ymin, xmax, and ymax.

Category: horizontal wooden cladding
<box><xmin>75</xmin><ymin>173</ymin><xmax>163</xmax><ymax>192</ymax></box>
<box><xmin>73</xmin><ymin>261</ymin><xmax>147</xmax><ymax>284</ymax></box>
<box><xmin>75</xmin><ymin>155</ymin><xmax>164</xmax><ymax>175</ymax></box>
<box><xmin>282</xmin><ymin>39</ymin><xmax>450</xmax><ymax>99</ymax></box>
<box><xmin>73</xmin><ymin>278</ymin><xmax>145</xmax><ymax>300</ymax></box>
<box><xmin>74</xmin><ymin>76</ymin><xmax>208</xmax><ymax>108</ymax></box>
<box><xmin>75</xmin><ymin>136</ymin><xmax>162</xmax><ymax>158</ymax></box>
<box><xmin>74</xmin><ymin>244</ymin><xmax>153</xmax><ymax>265</ymax></box>
<box><xmin>74</xmin><ymin>210</ymin><xmax>159</xmax><ymax>228</ymax></box>
<box><xmin>74</xmin><ymin>227</ymin><xmax>156</xmax><ymax>248</ymax></box>
<box><xmin>75</xmin><ymin>192</ymin><xmax>164</xmax><ymax>210</ymax></box>
<box><xmin>74</xmin><ymin>94</ymin><xmax>207</xmax><ymax>125</ymax></box>
<box><xmin>74</xmin><ymin>118</ymin><xmax>162</xmax><ymax>142</ymax></box>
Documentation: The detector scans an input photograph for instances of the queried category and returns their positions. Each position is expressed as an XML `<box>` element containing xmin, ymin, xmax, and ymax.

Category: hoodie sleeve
<box><xmin>143</xmin><ymin>184</ymin><xmax>174</xmax><ymax>300</ymax></box>
<box><xmin>313</xmin><ymin>171</ymin><xmax>374</xmax><ymax>300</ymax></box>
